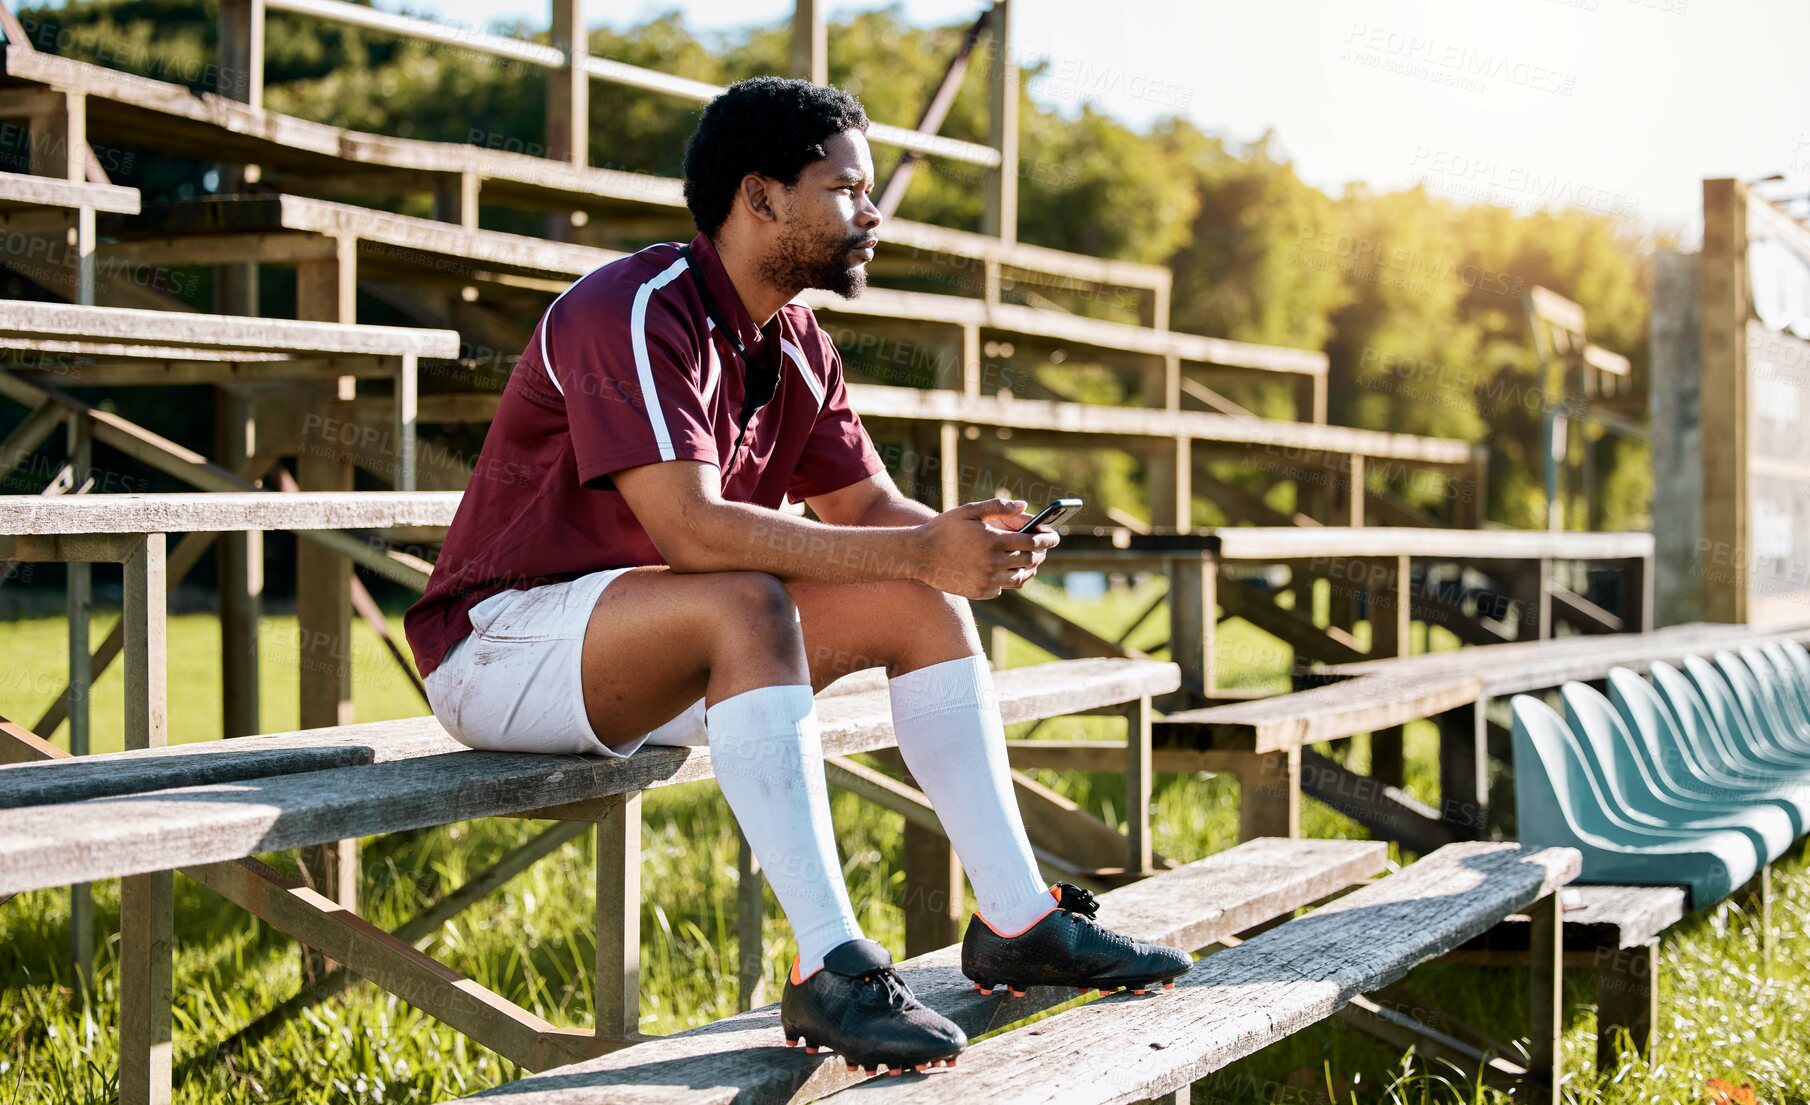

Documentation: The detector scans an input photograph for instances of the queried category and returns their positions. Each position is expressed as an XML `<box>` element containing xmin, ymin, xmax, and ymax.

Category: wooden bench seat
<box><xmin>453</xmin><ymin>841</ymin><xmax>1575</xmax><ymax>1104</ymax></box>
<box><xmin>1442</xmin><ymin>884</ymin><xmax>1685</xmax><ymax>1070</ymax></box>
<box><xmin>0</xmin><ymin>655</ymin><xmax>1178</xmax><ymax>1102</ymax></box>
<box><xmin>0</xmin><ymin>657</ymin><xmax>1177</xmax><ymax>895</ymax></box>
<box><xmin>445</xmin><ymin>837</ymin><xmax>1388</xmax><ymax>1103</ymax></box>
<box><xmin>1143</xmin><ymin>623</ymin><xmax>1810</xmax><ymax>851</ymax></box>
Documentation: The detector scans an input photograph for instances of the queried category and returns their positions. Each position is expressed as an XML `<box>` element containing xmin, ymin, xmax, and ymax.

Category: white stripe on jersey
<box><xmin>780</xmin><ymin>338</ymin><xmax>826</xmax><ymax>411</ymax></box>
<box><xmin>702</xmin><ymin>318</ymin><xmax>722</xmax><ymax>405</ymax></box>
<box><xmin>629</xmin><ymin>257</ymin><xmax>693</xmax><ymax>461</ymax></box>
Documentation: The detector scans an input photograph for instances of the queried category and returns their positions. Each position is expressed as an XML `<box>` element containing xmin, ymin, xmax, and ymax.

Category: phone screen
<box><xmin>1018</xmin><ymin>498</ymin><xmax>1084</xmax><ymax>533</ymax></box>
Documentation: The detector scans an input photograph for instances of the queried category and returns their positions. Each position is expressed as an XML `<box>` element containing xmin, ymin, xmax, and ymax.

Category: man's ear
<box><xmin>737</xmin><ymin>173</ymin><xmax>782</xmax><ymax>224</ymax></box>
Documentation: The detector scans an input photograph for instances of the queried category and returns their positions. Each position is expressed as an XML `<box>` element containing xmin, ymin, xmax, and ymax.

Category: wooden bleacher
<box><xmin>0</xmin><ymin>3</ymin><xmax>1672</xmax><ymax>1101</ymax></box>
<box><xmin>0</xmin><ymin>652</ymin><xmax>1179</xmax><ymax>1100</ymax></box>
<box><xmin>0</xmin><ymin>301</ymin><xmax>459</xmax><ymax>488</ymax></box>
<box><xmin>448</xmin><ymin>841</ymin><xmax>1579</xmax><ymax>1104</ymax></box>
<box><xmin>0</xmin><ymin>45</ymin><xmax>1176</xmax><ymax>313</ymax></box>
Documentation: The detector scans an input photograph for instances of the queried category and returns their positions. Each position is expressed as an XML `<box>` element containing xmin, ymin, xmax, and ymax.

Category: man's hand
<box><xmin>914</xmin><ymin>498</ymin><xmax>1059</xmax><ymax>600</ymax></box>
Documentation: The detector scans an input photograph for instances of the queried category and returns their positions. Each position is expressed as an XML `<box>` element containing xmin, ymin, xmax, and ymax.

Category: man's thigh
<box><xmin>577</xmin><ymin>565</ymin><xmax>792</xmax><ymax>745</ymax></box>
<box><xmin>786</xmin><ymin>578</ymin><xmax>983</xmax><ymax>690</ymax></box>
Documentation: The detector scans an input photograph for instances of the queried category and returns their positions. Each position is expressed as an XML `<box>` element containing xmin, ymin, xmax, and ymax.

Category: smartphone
<box><xmin>1017</xmin><ymin>497</ymin><xmax>1084</xmax><ymax>533</ymax></box>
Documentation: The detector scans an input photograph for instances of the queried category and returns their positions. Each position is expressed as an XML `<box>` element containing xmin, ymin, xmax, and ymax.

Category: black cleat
<box><xmin>780</xmin><ymin>938</ymin><xmax>966</xmax><ymax>1074</ymax></box>
<box><xmin>962</xmin><ymin>883</ymin><xmax>1192</xmax><ymax>995</ymax></box>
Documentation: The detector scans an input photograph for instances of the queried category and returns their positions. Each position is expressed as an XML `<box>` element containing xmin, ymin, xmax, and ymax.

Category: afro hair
<box><xmin>681</xmin><ymin>76</ymin><xmax>870</xmax><ymax>237</ymax></box>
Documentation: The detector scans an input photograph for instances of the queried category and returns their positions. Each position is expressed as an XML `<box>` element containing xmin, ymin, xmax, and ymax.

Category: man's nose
<box><xmin>858</xmin><ymin>191</ymin><xmax>882</xmax><ymax>230</ymax></box>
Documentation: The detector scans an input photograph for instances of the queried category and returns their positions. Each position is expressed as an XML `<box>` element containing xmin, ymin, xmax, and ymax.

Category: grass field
<box><xmin>1</xmin><ymin>578</ymin><xmax>1805</xmax><ymax>1103</ymax></box>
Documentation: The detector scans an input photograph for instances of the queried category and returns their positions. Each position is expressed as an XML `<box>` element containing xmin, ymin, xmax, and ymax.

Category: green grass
<box><xmin>1</xmin><ymin>579</ymin><xmax>1805</xmax><ymax>1103</ymax></box>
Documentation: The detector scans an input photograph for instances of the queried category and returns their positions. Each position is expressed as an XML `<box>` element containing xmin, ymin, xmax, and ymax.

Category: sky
<box><xmin>331</xmin><ymin>1</ymin><xmax>1810</xmax><ymax>237</ymax></box>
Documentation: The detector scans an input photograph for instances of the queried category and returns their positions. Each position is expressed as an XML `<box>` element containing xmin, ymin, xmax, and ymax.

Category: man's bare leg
<box><xmin>784</xmin><ymin>578</ymin><xmax>1057</xmax><ymax>935</ymax></box>
<box><xmin>577</xmin><ymin>566</ymin><xmax>862</xmax><ymax>973</ymax></box>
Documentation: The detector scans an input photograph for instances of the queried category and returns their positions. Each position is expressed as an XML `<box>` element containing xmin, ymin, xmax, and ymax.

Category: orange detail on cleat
<box><xmin>846</xmin><ymin>1064</ymin><xmax>859</xmax><ymax>1072</ymax></box>
<box><xmin>1133</xmin><ymin>988</ymin><xmax>1150</xmax><ymax>995</ymax></box>
<box><xmin>1008</xmin><ymin>987</ymin><xmax>1026</xmax><ymax>997</ymax></box>
<box><xmin>914</xmin><ymin>1063</ymin><xmax>929</xmax><ymax>1073</ymax></box>
<box><xmin>888</xmin><ymin>1069</ymin><xmax>905</xmax><ymax>1077</ymax></box>
<box><xmin>973</xmin><ymin>983</ymin><xmax>993</xmax><ymax>994</ymax></box>
<box><xmin>1163</xmin><ymin>981</ymin><xmax>1176</xmax><ymax>989</ymax></box>
<box><xmin>805</xmin><ymin>1046</ymin><xmax>819</xmax><ymax>1054</ymax></box>
<box><xmin>785</xmin><ymin>1037</ymin><xmax>799</xmax><ymax>1047</ymax></box>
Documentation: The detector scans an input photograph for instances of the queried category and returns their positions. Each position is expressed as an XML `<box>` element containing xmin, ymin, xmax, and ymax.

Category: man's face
<box><xmin>757</xmin><ymin>129</ymin><xmax>882</xmax><ymax>298</ymax></box>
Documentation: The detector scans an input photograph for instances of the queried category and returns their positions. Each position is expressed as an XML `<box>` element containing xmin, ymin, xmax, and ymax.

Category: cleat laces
<box><xmin>1055</xmin><ymin>883</ymin><xmax>1137</xmax><ymax>952</ymax></box>
<box><xmin>855</xmin><ymin>966</ymin><xmax>915</xmax><ymax>1011</ymax></box>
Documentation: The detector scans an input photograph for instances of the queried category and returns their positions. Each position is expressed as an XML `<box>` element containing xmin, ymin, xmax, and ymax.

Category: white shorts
<box><xmin>422</xmin><ymin>567</ymin><xmax>709</xmax><ymax>757</ymax></box>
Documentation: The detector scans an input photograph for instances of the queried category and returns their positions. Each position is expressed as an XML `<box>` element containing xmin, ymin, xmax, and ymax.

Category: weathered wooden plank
<box><xmin>1208</xmin><ymin>527</ymin><xmax>1653</xmax><ymax>563</ymax></box>
<box><xmin>0</xmin><ymin>659</ymin><xmax>1179</xmax><ymax>893</ymax></box>
<box><xmin>0</xmin><ymin>168</ymin><xmax>139</xmax><ymax>213</ymax></box>
<box><xmin>802</xmin><ymin>843</ymin><xmax>1579</xmax><ymax>1105</ymax></box>
<box><xmin>0</xmin><ymin>300</ymin><xmax>458</xmax><ymax>357</ymax></box>
<box><xmin>454</xmin><ymin>838</ymin><xmax>1388</xmax><ymax>1104</ymax></box>
<box><xmin>0</xmin><ymin>373</ymin><xmax>434</xmax><ymax>589</ymax></box>
<box><xmin>1447</xmin><ymin>884</ymin><xmax>1686</xmax><ymax>955</ymax></box>
<box><xmin>122</xmin><ymin>193</ymin><xmax>623</xmax><ymax>283</ymax></box>
<box><xmin>0</xmin><ymin>490</ymin><xmax>460</xmax><ymax>535</ymax></box>
<box><xmin>1318</xmin><ymin>622</ymin><xmax>1810</xmax><ymax>696</ymax></box>
<box><xmin>1157</xmin><ymin>674</ymin><xmax>1482</xmax><ymax>754</ymax></box>
<box><xmin>847</xmin><ymin>385</ymin><xmax>1472</xmax><ymax>464</ymax></box>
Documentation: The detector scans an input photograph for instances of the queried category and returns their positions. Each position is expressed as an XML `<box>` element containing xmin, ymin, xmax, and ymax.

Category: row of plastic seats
<box><xmin>1511</xmin><ymin>639</ymin><xmax>1810</xmax><ymax>909</ymax></box>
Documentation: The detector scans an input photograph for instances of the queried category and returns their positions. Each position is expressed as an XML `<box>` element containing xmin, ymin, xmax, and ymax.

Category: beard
<box><xmin>757</xmin><ymin>221</ymin><xmax>870</xmax><ymax>299</ymax></box>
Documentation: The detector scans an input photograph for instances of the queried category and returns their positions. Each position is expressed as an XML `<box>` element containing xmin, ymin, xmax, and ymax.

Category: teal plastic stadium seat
<box><xmin>1752</xmin><ymin>642</ymin><xmax>1810</xmax><ymax>744</ymax></box>
<box><xmin>1651</xmin><ymin>660</ymin><xmax>1810</xmax><ymax>799</ymax></box>
<box><xmin>1511</xmin><ymin>695</ymin><xmax>1756</xmax><ymax>909</ymax></box>
<box><xmin>1684</xmin><ymin>655</ymin><xmax>1810</xmax><ymax>773</ymax></box>
<box><xmin>1561</xmin><ymin>682</ymin><xmax>1780</xmax><ymax>866</ymax></box>
<box><xmin>1728</xmin><ymin>645</ymin><xmax>1810</xmax><ymax>756</ymax></box>
<box><xmin>1610</xmin><ymin>666</ymin><xmax>1810</xmax><ymax>839</ymax></box>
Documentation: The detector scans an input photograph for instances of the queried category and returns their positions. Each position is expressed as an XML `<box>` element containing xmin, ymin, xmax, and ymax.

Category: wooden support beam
<box><xmin>547</xmin><ymin>0</ymin><xmax>587</xmax><ymax>168</ymax></box>
<box><xmin>735</xmin><ymin>831</ymin><xmax>765</xmax><ymax>1012</ymax></box>
<box><xmin>1229</xmin><ymin>747</ymin><xmax>1300</xmax><ymax>842</ymax></box>
<box><xmin>1435</xmin><ymin>702</ymin><xmax>1489</xmax><ymax>840</ymax></box>
<box><xmin>0</xmin><ymin>398</ymin><xmax>63</xmax><ymax>487</ymax></box>
<box><xmin>1215</xmin><ymin>573</ymin><xmax>1367</xmax><ymax>666</ymax></box>
<box><xmin>62</xmin><ymin>414</ymin><xmax>95</xmax><ymax>1002</ymax></box>
<box><xmin>789</xmin><ymin>0</ymin><xmax>826</xmax><ymax>85</ymax></box>
<box><xmin>187</xmin><ymin>856</ymin><xmax>595</xmax><ymax>1070</ymax></box>
<box><xmin>1165</xmin><ymin>557</ymin><xmax>1215</xmax><ymax>710</ymax></box>
<box><xmin>981</xmin><ymin>0</ymin><xmax>1017</xmax><ymax>245</ymax></box>
<box><xmin>1526</xmin><ymin>894</ymin><xmax>1564</xmax><ymax>1102</ymax></box>
<box><xmin>1123</xmin><ymin>695</ymin><xmax>1153</xmax><ymax>876</ymax></box>
<box><xmin>595</xmin><ymin>793</ymin><xmax>642</xmax><ymax>1043</ymax></box>
<box><xmin>875</xmin><ymin>7</ymin><xmax>988</xmax><ymax>220</ymax></box>
<box><xmin>1595</xmin><ymin>938</ymin><xmax>1657</xmax><ymax>1070</ymax></box>
<box><xmin>1299</xmin><ymin>749</ymin><xmax>1457</xmax><ymax>856</ymax></box>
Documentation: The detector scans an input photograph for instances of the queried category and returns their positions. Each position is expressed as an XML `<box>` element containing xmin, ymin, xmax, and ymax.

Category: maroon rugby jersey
<box><xmin>404</xmin><ymin>231</ymin><xmax>886</xmax><ymax>679</ymax></box>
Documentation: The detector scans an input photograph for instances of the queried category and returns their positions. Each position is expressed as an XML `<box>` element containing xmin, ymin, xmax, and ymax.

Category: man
<box><xmin>404</xmin><ymin>76</ymin><xmax>1189</xmax><ymax>1075</ymax></box>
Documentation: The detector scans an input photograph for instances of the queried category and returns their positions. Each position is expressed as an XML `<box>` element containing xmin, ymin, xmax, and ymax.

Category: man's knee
<box><xmin>714</xmin><ymin>571</ymin><xmax>801</xmax><ymax>634</ymax></box>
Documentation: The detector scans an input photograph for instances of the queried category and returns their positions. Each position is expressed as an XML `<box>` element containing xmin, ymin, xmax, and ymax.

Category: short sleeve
<box><xmin>538</xmin><ymin>268</ymin><xmax>719</xmax><ymax>488</ymax></box>
<box><xmin>788</xmin><ymin>330</ymin><xmax>886</xmax><ymax>500</ymax></box>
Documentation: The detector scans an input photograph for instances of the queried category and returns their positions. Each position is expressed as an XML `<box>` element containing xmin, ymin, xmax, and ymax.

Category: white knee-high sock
<box><xmin>705</xmin><ymin>683</ymin><xmax>864</xmax><ymax>975</ymax></box>
<box><xmin>890</xmin><ymin>655</ymin><xmax>1058</xmax><ymax>936</ymax></box>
